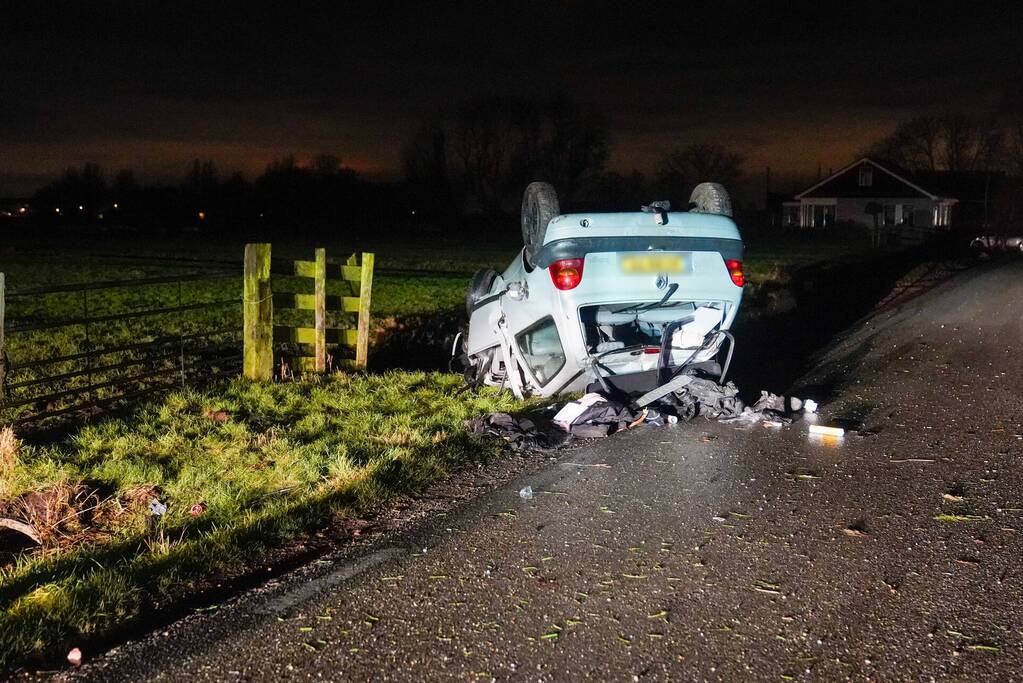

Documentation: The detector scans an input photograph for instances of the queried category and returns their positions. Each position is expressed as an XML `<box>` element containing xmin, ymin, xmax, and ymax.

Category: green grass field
<box><xmin>0</xmin><ymin>230</ymin><xmax>876</xmax><ymax>667</ymax></box>
<box><xmin>0</xmin><ymin>373</ymin><xmax>531</xmax><ymax>668</ymax></box>
<box><xmin>0</xmin><ymin>241</ymin><xmax>516</xmax><ymax>424</ymax></box>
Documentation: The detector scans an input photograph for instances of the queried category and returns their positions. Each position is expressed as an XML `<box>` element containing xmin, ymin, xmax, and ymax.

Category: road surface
<box><xmin>63</xmin><ymin>259</ymin><xmax>1023</xmax><ymax>681</ymax></box>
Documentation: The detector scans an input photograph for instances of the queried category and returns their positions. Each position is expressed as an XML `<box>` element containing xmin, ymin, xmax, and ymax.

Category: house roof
<box><xmin>794</xmin><ymin>157</ymin><xmax>942</xmax><ymax>201</ymax></box>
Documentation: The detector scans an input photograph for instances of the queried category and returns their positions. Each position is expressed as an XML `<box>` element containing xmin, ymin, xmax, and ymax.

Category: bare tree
<box><xmin>1000</xmin><ymin>118</ymin><xmax>1023</xmax><ymax>176</ymax></box>
<box><xmin>656</xmin><ymin>143</ymin><xmax>745</xmax><ymax>194</ymax></box>
<box><xmin>312</xmin><ymin>154</ymin><xmax>342</xmax><ymax>176</ymax></box>
<box><xmin>402</xmin><ymin>122</ymin><xmax>455</xmax><ymax>212</ymax></box>
<box><xmin>517</xmin><ymin>95</ymin><xmax>609</xmax><ymax>198</ymax></box>
<box><xmin>183</xmin><ymin>159</ymin><xmax>219</xmax><ymax>194</ymax></box>
<box><xmin>448</xmin><ymin>95</ymin><xmax>523</xmax><ymax>212</ymax></box>
<box><xmin>402</xmin><ymin>94</ymin><xmax>608</xmax><ymax>213</ymax></box>
<box><xmin>942</xmin><ymin>114</ymin><xmax>1003</xmax><ymax>171</ymax></box>
<box><xmin>869</xmin><ymin>113</ymin><xmax>1002</xmax><ymax>172</ymax></box>
<box><xmin>33</xmin><ymin>163</ymin><xmax>108</xmax><ymax>211</ymax></box>
<box><xmin>870</xmin><ymin>116</ymin><xmax>942</xmax><ymax>171</ymax></box>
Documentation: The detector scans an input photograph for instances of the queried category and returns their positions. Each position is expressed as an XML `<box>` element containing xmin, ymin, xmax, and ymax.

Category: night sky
<box><xmin>1</xmin><ymin>1</ymin><xmax>1020</xmax><ymax>195</ymax></box>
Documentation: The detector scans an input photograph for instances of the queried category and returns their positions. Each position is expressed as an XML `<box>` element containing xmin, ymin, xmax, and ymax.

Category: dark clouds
<box><xmin>1</xmin><ymin>1</ymin><xmax>1020</xmax><ymax>194</ymax></box>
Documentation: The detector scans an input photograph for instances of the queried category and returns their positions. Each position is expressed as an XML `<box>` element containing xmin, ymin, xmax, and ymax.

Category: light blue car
<box><xmin>459</xmin><ymin>182</ymin><xmax>744</xmax><ymax>398</ymax></box>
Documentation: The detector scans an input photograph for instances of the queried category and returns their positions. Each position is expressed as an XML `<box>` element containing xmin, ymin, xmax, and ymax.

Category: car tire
<box><xmin>688</xmin><ymin>182</ymin><xmax>733</xmax><ymax>217</ymax></box>
<box><xmin>466</xmin><ymin>268</ymin><xmax>499</xmax><ymax>317</ymax></box>
<box><xmin>521</xmin><ymin>182</ymin><xmax>560</xmax><ymax>266</ymax></box>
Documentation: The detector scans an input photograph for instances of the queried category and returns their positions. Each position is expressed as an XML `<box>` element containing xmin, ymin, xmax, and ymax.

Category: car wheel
<box><xmin>466</xmin><ymin>268</ymin><xmax>499</xmax><ymax>317</ymax></box>
<box><xmin>521</xmin><ymin>182</ymin><xmax>560</xmax><ymax>267</ymax></box>
<box><xmin>688</xmin><ymin>182</ymin><xmax>733</xmax><ymax>217</ymax></box>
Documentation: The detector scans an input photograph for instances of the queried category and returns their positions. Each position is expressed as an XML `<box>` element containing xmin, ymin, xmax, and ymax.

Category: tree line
<box><xmin>22</xmin><ymin>94</ymin><xmax>751</xmax><ymax>232</ymax></box>
<box><xmin>18</xmin><ymin>96</ymin><xmax>1023</xmax><ymax>234</ymax></box>
<box><xmin>27</xmin><ymin>155</ymin><xmax>390</xmax><ymax>233</ymax></box>
<box><xmin>402</xmin><ymin>98</ymin><xmax>1023</xmax><ymax>217</ymax></box>
<box><xmin>402</xmin><ymin>93</ymin><xmax>747</xmax><ymax>215</ymax></box>
<box><xmin>867</xmin><ymin>112</ymin><xmax>1023</xmax><ymax>175</ymax></box>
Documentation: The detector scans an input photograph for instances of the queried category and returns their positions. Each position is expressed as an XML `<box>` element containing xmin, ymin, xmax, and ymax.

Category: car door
<box><xmin>496</xmin><ymin>266</ymin><xmax>581</xmax><ymax>397</ymax></box>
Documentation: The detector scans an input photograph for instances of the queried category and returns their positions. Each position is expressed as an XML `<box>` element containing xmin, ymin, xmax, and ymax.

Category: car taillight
<box><xmin>724</xmin><ymin>259</ymin><xmax>744</xmax><ymax>287</ymax></box>
<box><xmin>549</xmin><ymin>258</ymin><xmax>584</xmax><ymax>290</ymax></box>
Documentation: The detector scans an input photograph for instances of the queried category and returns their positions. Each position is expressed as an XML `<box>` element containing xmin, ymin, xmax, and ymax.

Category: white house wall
<box><xmin>791</xmin><ymin>198</ymin><xmax>956</xmax><ymax>229</ymax></box>
<box><xmin>835</xmin><ymin>198</ymin><xmax>936</xmax><ymax>228</ymax></box>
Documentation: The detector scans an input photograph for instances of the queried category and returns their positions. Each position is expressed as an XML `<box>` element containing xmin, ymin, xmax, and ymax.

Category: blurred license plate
<box><xmin>619</xmin><ymin>253</ymin><xmax>686</xmax><ymax>274</ymax></box>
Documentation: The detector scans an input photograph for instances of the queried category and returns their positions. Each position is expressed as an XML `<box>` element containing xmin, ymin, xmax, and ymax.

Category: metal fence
<box><xmin>0</xmin><ymin>268</ymin><xmax>243</xmax><ymax>429</ymax></box>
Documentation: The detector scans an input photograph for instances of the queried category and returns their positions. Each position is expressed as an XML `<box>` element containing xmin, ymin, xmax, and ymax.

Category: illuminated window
<box><xmin>812</xmin><ymin>204</ymin><xmax>836</xmax><ymax>228</ymax></box>
<box><xmin>858</xmin><ymin>165</ymin><xmax>873</xmax><ymax>187</ymax></box>
<box><xmin>936</xmin><ymin>203</ymin><xmax>951</xmax><ymax>227</ymax></box>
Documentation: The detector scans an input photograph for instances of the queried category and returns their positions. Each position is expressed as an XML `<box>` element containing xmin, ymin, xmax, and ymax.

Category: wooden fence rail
<box><xmin>243</xmin><ymin>244</ymin><xmax>273</xmax><ymax>381</ymax></box>
<box><xmin>290</xmin><ymin>248</ymin><xmax>327</xmax><ymax>373</ymax></box>
<box><xmin>243</xmin><ymin>244</ymin><xmax>374</xmax><ymax>380</ymax></box>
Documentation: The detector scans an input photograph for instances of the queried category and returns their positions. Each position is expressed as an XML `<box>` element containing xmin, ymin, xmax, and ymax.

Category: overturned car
<box><xmin>456</xmin><ymin>182</ymin><xmax>745</xmax><ymax>399</ymax></box>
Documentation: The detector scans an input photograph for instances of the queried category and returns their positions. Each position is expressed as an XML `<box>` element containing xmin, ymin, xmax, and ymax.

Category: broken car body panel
<box><xmin>466</xmin><ymin>205</ymin><xmax>744</xmax><ymax>398</ymax></box>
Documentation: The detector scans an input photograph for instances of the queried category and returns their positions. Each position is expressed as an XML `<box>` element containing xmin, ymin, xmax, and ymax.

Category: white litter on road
<box><xmin>552</xmin><ymin>393</ymin><xmax>607</xmax><ymax>429</ymax></box>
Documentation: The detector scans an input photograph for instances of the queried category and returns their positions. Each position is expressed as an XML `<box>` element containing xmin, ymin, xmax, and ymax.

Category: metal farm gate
<box><xmin>0</xmin><ymin>246</ymin><xmax>375</xmax><ymax>431</ymax></box>
<box><xmin>0</xmin><ymin>268</ymin><xmax>242</xmax><ymax>429</ymax></box>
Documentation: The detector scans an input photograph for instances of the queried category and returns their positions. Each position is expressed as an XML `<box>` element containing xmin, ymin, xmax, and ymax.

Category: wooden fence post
<box><xmin>356</xmin><ymin>252</ymin><xmax>374</xmax><ymax>369</ymax></box>
<box><xmin>313</xmin><ymin>248</ymin><xmax>327</xmax><ymax>373</ymax></box>
<box><xmin>243</xmin><ymin>244</ymin><xmax>273</xmax><ymax>380</ymax></box>
<box><xmin>0</xmin><ymin>272</ymin><xmax>7</xmax><ymax>399</ymax></box>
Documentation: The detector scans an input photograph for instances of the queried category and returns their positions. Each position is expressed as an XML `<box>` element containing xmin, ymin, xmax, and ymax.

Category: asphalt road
<box><xmin>61</xmin><ymin>259</ymin><xmax>1023</xmax><ymax>681</ymax></box>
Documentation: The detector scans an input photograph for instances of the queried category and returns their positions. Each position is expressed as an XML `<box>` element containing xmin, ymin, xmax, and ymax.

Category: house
<box><xmin>782</xmin><ymin>158</ymin><xmax>958</xmax><ymax>231</ymax></box>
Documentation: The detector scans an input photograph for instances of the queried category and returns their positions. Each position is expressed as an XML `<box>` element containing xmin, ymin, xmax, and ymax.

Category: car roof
<box><xmin>545</xmin><ymin>211</ymin><xmax>741</xmax><ymax>244</ymax></box>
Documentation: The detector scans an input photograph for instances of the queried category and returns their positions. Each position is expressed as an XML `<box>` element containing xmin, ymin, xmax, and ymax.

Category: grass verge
<box><xmin>0</xmin><ymin>371</ymin><xmax>530</xmax><ymax>669</ymax></box>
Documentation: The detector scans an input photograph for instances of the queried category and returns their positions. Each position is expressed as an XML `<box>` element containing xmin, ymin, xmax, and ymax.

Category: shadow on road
<box><xmin>727</xmin><ymin>248</ymin><xmax>970</xmax><ymax>401</ymax></box>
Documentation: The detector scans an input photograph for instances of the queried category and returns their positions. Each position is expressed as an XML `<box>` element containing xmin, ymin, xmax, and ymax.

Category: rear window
<box><xmin>516</xmin><ymin>316</ymin><xmax>566</xmax><ymax>386</ymax></box>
